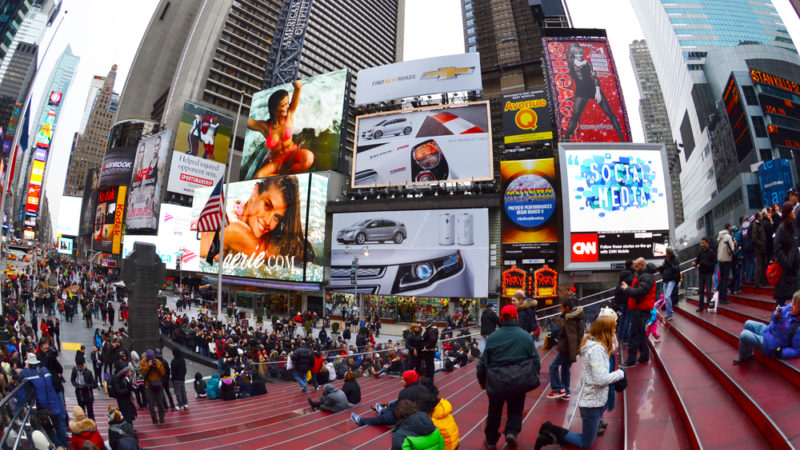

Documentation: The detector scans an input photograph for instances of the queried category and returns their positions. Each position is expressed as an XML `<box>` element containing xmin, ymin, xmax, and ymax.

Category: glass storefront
<box><xmin>326</xmin><ymin>292</ymin><xmax>480</xmax><ymax>324</ymax></box>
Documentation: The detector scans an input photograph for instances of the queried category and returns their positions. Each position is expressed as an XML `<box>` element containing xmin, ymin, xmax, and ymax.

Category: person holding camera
<box><xmin>139</xmin><ymin>349</ymin><xmax>167</xmax><ymax>424</ymax></box>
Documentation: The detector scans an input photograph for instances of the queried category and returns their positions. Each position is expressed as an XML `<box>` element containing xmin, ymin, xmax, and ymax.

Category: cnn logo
<box><xmin>571</xmin><ymin>234</ymin><xmax>598</xmax><ymax>262</ymax></box>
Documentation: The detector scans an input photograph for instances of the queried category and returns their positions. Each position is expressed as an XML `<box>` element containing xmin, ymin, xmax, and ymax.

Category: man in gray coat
<box><xmin>308</xmin><ymin>383</ymin><xmax>351</xmax><ymax>412</ymax></box>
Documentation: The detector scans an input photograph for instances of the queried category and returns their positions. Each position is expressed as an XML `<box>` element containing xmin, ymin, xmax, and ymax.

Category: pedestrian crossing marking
<box><xmin>62</xmin><ymin>342</ymin><xmax>82</xmax><ymax>351</ymax></box>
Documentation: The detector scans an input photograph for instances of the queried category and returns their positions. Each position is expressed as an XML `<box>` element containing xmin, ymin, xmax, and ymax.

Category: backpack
<box><xmin>767</xmin><ymin>261</ymin><xmax>783</xmax><ymax>287</ymax></box>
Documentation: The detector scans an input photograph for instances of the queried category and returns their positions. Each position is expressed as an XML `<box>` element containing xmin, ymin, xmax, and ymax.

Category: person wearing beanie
<box><xmin>420</xmin><ymin>319</ymin><xmax>439</xmax><ymax>381</ymax></box>
<box><xmin>108</xmin><ymin>405</ymin><xmax>139</xmax><ymax>450</ymax></box>
<box><xmin>546</xmin><ymin>287</ymin><xmax>584</xmax><ymax>401</ymax></box>
<box><xmin>140</xmin><ymin>349</ymin><xmax>167</xmax><ymax>424</ymax></box>
<box><xmin>351</xmin><ymin>369</ymin><xmax>430</xmax><ymax>427</ymax></box>
<box><xmin>70</xmin><ymin>357</ymin><xmax>97</xmax><ymax>421</ymax></box>
<box><xmin>477</xmin><ymin>303</ymin><xmax>540</xmax><ymax>449</ymax></box>
<box><xmin>68</xmin><ymin>406</ymin><xmax>104</xmax><ymax>450</ymax></box>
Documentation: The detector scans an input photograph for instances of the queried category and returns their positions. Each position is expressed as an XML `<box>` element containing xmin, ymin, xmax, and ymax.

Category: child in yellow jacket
<box><xmin>419</xmin><ymin>378</ymin><xmax>460</xmax><ymax>450</ymax></box>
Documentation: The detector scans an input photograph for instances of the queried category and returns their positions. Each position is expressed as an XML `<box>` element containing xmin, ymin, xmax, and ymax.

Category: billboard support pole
<box><xmin>217</xmin><ymin>90</ymin><xmax>245</xmax><ymax>322</ymax></box>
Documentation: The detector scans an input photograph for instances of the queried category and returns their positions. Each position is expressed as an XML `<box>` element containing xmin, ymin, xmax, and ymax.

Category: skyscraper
<box><xmin>0</xmin><ymin>1</ymin><xmax>33</xmax><ymax>61</ymax></box>
<box><xmin>0</xmin><ymin>0</ymin><xmax>59</xmax><ymax>85</ymax></box>
<box><xmin>629</xmin><ymin>39</ymin><xmax>684</xmax><ymax>226</ymax></box>
<box><xmin>63</xmin><ymin>66</ymin><xmax>118</xmax><ymax>197</ymax></box>
<box><xmin>0</xmin><ymin>42</ymin><xmax>36</xmax><ymax>129</ymax></box>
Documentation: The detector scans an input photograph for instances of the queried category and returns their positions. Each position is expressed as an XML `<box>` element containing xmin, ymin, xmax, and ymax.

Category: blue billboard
<box><xmin>758</xmin><ymin>159</ymin><xmax>793</xmax><ymax>207</ymax></box>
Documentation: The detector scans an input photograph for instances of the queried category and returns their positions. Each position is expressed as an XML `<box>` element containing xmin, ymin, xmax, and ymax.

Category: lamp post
<box><xmin>346</xmin><ymin>246</ymin><xmax>369</xmax><ymax>321</ymax></box>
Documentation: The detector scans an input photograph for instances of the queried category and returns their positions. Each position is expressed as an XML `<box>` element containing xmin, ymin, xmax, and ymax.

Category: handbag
<box><xmin>767</xmin><ymin>261</ymin><xmax>783</xmax><ymax>287</ymax></box>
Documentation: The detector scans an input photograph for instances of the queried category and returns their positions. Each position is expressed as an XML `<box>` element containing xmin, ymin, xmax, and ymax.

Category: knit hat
<box><xmin>598</xmin><ymin>307</ymin><xmax>618</xmax><ymax>320</ymax></box>
<box><xmin>145</xmin><ymin>349</ymin><xmax>155</xmax><ymax>361</ymax></box>
<box><xmin>154</xmin><ymin>348</ymin><xmax>162</xmax><ymax>357</ymax></box>
<box><xmin>402</xmin><ymin>370</ymin><xmax>419</xmax><ymax>385</ymax></box>
<box><xmin>500</xmin><ymin>304</ymin><xmax>518</xmax><ymax>320</ymax></box>
<box><xmin>424</xmin><ymin>318</ymin><xmax>434</xmax><ymax>326</ymax></box>
<box><xmin>73</xmin><ymin>406</ymin><xmax>86</xmax><ymax>421</ymax></box>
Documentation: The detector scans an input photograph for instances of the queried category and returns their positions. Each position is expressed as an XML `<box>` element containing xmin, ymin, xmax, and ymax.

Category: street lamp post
<box><xmin>346</xmin><ymin>245</ymin><xmax>369</xmax><ymax>322</ymax></box>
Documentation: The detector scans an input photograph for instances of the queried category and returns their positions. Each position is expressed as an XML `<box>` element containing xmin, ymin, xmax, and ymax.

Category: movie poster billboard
<box><xmin>351</xmin><ymin>102</ymin><xmax>492</xmax><ymax>188</ymax></box>
<box><xmin>126</xmin><ymin>130</ymin><xmax>171</xmax><ymax>230</ymax></box>
<box><xmin>502</xmin><ymin>90</ymin><xmax>554</xmax><ymax>146</ymax></box>
<box><xmin>123</xmin><ymin>204</ymin><xmax>200</xmax><ymax>271</ymax></box>
<box><xmin>542</xmin><ymin>35</ymin><xmax>632</xmax><ymax>143</ymax></box>
<box><xmin>559</xmin><ymin>143</ymin><xmax>673</xmax><ymax>271</ymax></box>
<box><xmin>330</xmin><ymin>208</ymin><xmax>489</xmax><ymax>297</ymax></box>
<box><xmin>98</xmin><ymin>146</ymin><xmax>136</xmax><ymax>187</ymax></box>
<box><xmin>501</xmin><ymin>159</ymin><xmax>559</xmax><ymax>296</ymax></box>
<box><xmin>190</xmin><ymin>173</ymin><xmax>328</xmax><ymax>282</ymax></box>
<box><xmin>240</xmin><ymin>69</ymin><xmax>348</xmax><ymax>181</ymax></box>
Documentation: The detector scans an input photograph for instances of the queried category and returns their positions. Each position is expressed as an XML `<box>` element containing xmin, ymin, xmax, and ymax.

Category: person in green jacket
<box><xmin>391</xmin><ymin>399</ymin><xmax>445</xmax><ymax>450</ymax></box>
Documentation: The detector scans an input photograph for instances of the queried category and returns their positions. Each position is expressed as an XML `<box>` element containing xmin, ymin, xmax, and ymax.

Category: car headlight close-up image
<box><xmin>392</xmin><ymin>251</ymin><xmax>463</xmax><ymax>293</ymax></box>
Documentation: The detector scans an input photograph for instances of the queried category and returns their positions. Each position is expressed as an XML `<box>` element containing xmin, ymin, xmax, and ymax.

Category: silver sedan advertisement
<box><xmin>331</xmin><ymin>208</ymin><xmax>489</xmax><ymax>297</ymax></box>
<box><xmin>351</xmin><ymin>102</ymin><xmax>493</xmax><ymax>188</ymax></box>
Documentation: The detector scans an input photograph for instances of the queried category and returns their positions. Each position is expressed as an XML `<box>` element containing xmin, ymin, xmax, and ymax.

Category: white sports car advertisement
<box><xmin>330</xmin><ymin>208</ymin><xmax>489</xmax><ymax>297</ymax></box>
<box><xmin>351</xmin><ymin>102</ymin><xmax>493</xmax><ymax>188</ymax></box>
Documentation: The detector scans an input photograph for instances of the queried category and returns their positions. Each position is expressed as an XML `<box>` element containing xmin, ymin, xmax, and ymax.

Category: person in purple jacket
<box><xmin>734</xmin><ymin>290</ymin><xmax>800</xmax><ymax>364</ymax></box>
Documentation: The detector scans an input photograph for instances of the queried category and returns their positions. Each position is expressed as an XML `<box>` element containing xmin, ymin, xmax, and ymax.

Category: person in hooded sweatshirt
<box><xmin>307</xmin><ymin>383</ymin><xmax>351</xmax><ymax>412</ymax></box>
<box><xmin>107</xmin><ymin>405</ymin><xmax>139</xmax><ymax>450</ymax></box>
<box><xmin>390</xmin><ymin>399</ymin><xmax>445</xmax><ymax>450</ymax></box>
<box><xmin>206</xmin><ymin>373</ymin><xmax>221</xmax><ymax>399</ymax></box>
<box><xmin>110</xmin><ymin>359</ymin><xmax>136</xmax><ymax>424</ymax></box>
<box><xmin>194</xmin><ymin>372</ymin><xmax>207</xmax><ymax>398</ymax></box>
<box><xmin>171</xmin><ymin>348</ymin><xmax>188</xmax><ymax>410</ymax></box>
<box><xmin>68</xmin><ymin>406</ymin><xmax>104</xmax><ymax>450</ymax></box>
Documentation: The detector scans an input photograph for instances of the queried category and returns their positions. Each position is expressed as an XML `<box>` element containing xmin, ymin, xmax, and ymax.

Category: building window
<box><xmin>751</xmin><ymin>116</ymin><xmax>767</xmax><ymax>138</ymax></box>
<box><xmin>742</xmin><ymin>86</ymin><xmax>758</xmax><ymax>105</ymax></box>
<box><xmin>760</xmin><ymin>148</ymin><xmax>772</xmax><ymax>161</ymax></box>
<box><xmin>746</xmin><ymin>184</ymin><xmax>762</xmax><ymax>209</ymax></box>
<box><xmin>780</xmin><ymin>148</ymin><xmax>794</xmax><ymax>160</ymax></box>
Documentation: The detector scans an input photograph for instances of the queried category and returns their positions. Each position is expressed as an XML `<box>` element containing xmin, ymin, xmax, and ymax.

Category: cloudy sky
<box><xmin>37</xmin><ymin>0</ymin><xmax>800</xmax><ymax>237</ymax></box>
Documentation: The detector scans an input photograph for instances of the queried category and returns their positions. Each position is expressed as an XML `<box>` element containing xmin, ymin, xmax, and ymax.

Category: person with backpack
<box><xmin>107</xmin><ymin>405</ymin><xmax>139</xmax><ymax>450</ymax></box>
<box><xmin>658</xmin><ymin>247</ymin><xmax>680</xmax><ymax>320</ymax></box>
<box><xmin>154</xmin><ymin>348</ymin><xmax>176</xmax><ymax>410</ymax></box>
<box><xmin>734</xmin><ymin>290</ymin><xmax>800</xmax><ymax>364</ymax></box>
<box><xmin>717</xmin><ymin>223</ymin><xmax>736</xmax><ymax>306</ymax></box>
<box><xmin>291</xmin><ymin>344</ymin><xmax>314</xmax><ymax>392</ymax></box>
<box><xmin>109</xmin><ymin>359</ymin><xmax>137</xmax><ymax>424</ymax></box>
<box><xmin>20</xmin><ymin>353</ymin><xmax>67</xmax><ymax>447</ymax></box>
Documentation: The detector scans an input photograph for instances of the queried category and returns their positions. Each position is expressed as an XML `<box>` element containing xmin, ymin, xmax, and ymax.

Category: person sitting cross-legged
<box><xmin>733</xmin><ymin>290</ymin><xmax>800</xmax><ymax>364</ymax></box>
<box><xmin>308</xmin><ymin>383</ymin><xmax>352</xmax><ymax>412</ymax></box>
<box><xmin>351</xmin><ymin>370</ymin><xmax>428</xmax><ymax>427</ymax></box>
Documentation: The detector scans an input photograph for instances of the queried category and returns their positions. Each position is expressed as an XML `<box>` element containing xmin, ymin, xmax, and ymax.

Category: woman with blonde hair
<box><xmin>535</xmin><ymin>314</ymin><xmax>626</xmax><ymax>449</ymax></box>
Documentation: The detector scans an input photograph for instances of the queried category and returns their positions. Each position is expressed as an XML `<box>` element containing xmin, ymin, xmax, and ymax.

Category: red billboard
<box><xmin>542</xmin><ymin>35</ymin><xmax>632</xmax><ymax>143</ymax></box>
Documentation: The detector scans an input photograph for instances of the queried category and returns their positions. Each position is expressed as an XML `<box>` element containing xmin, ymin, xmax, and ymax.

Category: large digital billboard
<box><xmin>502</xmin><ymin>90</ymin><xmax>554</xmax><ymax>145</ymax></box>
<box><xmin>24</xmin><ymin>149</ymin><xmax>48</xmax><ymax>217</ymax></box>
<box><xmin>126</xmin><ymin>130</ymin><xmax>171</xmax><ymax>230</ymax></box>
<box><xmin>559</xmin><ymin>143</ymin><xmax>673</xmax><ymax>271</ymax></box>
<box><xmin>56</xmin><ymin>196</ymin><xmax>82</xmax><ymax>237</ymax></box>
<box><xmin>355</xmin><ymin>53</ymin><xmax>482</xmax><ymax>106</ymax></box>
<box><xmin>57</xmin><ymin>236</ymin><xmax>73</xmax><ymax>255</ymax></box>
<box><xmin>79</xmin><ymin>168</ymin><xmax>100</xmax><ymax>236</ymax></box>
<box><xmin>98</xmin><ymin>146</ymin><xmax>136</xmax><ymax>187</ymax></box>
<box><xmin>722</xmin><ymin>75</ymin><xmax>754</xmax><ymax>162</ymax></box>
<box><xmin>351</xmin><ymin>102</ymin><xmax>492</xmax><ymax>188</ymax></box>
<box><xmin>767</xmin><ymin>124</ymin><xmax>800</xmax><ymax>151</ymax></box>
<box><xmin>191</xmin><ymin>173</ymin><xmax>328</xmax><ymax>282</ymax></box>
<box><xmin>330</xmin><ymin>208</ymin><xmax>489</xmax><ymax>297</ymax></box>
<box><xmin>542</xmin><ymin>35</ymin><xmax>632</xmax><ymax>143</ymax></box>
<box><xmin>501</xmin><ymin>159</ymin><xmax>559</xmax><ymax>292</ymax></box>
<box><xmin>240</xmin><ymin>69</ymin><xmax>347</xmax><ymax>180</ymax></box>
<box><xmin>758</xmin><ymin>159</ymin><xmax>793</xmax><ymax>207</ymax></box>
<box><xmin>93</xmin><ymin>186</ymin><xmax>126</xmax><ymax>254</ymax></box>
<box><xmin>123</xmin><ymin>204</ymin><xmax>200</xmax><ymax>271</ymax></box>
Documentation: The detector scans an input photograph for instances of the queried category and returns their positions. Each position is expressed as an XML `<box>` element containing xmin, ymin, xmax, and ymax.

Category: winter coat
<box><xmin>406</xmin><ymin>332</ymin><xmax>422</xmax><ymax>354</ymax></box>
<box><xmin>477</xmin><ymin>320</ymin><xmax>540</xmax><ymax>396</ymax></box>
<box><xmin>752</xmin><ymin>220</ymin><xmax>767</xmax><ymax>254</ymax></box>
<box><xmin>695</xmin><ymin>246</ymin><xmax>717</xmax><ymax>275</ymax></box>
<box><xmin>342</xmin><ymin>379</ymin><xmax>361</xmax><ymax>404</ymax></box>
<box><xmin>194</xmin><ymin>373</ymin><xmax>207</xmax><ymax>397</ymax></box>
<box><xmin>291</xmin><ymin>347</ymin><xmax>314</xmax><ymax>373</ymax></box>
<box><xmin>578</xmin><ymin>338</ymin><xmax>625</xmax><ymax>408</ymax></box>
<box><xmin>430</xmin><ymin>398</ymin><xmax>459</xmax><ymax>450</ymax></box>
<box><xmin>480</xmin><ymin>308</ymin><xmax>500</xmax><ymax>336</ymax></box>
<box><xmin>516</xmin><ymin>300</ymin><xmax>539</xmax><ymax>335</ymax></box>
<box><xmin>773</xmin><ymin>222</ymin><xmax>800</xmax><ymax>302</ymax></box>
<box><xmin>19</xmin><ymin>365</ymin><xmax>62</xmax><ymax>415</ymax></box>
<box><xmin>391</xmin><ymin>411</ymin><xmax>445</xmax><ymax>450</ymax></box>
<box><xmin>762</xmin><ymin>305</ymin><xmax>800</xmax><ymax>358</ymax></box>
<box><xmin>108</xmin><ymin>420</ymin><xmax>138</xmax><ymax>450</ymax></box>
<box><xmin>555</xmin><ymin>306</ymin><xmax>585</xmax><ymax>362</ymax></box>
<box><xmin>319</xmin><ymin>383</ymin><xmax>350</xmax><ymax>412</ymax></box>
<box><xmin>220</xmin><ymin>376</ymin><xmax>236</xmax><ymax>400</ymax></box>
<box><xmin>70</xmin><ymin>366</ymin><xmax>95</xmax><ymax>404</ymax></box>
<box><xmin>206</xmin><ymin>373</ymin><xmax>221</xmax><ymax>399</ymax></box>
<box><xmin>139</xmin><ymin>358</ymin><xmax>166</xmax><ymax>389</ymax></box>
<box><xmin>717</xmin><ymin>229</ymin><xmax>735</xmax><ymax>262</ymax></box>
<box><xmin>421</xmin><ymin>326</ymin><xmax>439</xmax><ymax>351</ymax></box>
<box><xmin>614</xmin><ymin>269</ymin><xmax>635</xmax><ymax>309</ymax></box>
<box><xmin>311</xmin><ymin>354</ymin><xmax>324</xmax><ymax>374</ymax></box>
<box><xmin>398</xmin><ymin>381</ymin><xmax>431</xmax><ymax>403</ymax></box>
<box><xmin>660</xmin><ymin>255</ymin><xmax>680</xmax><ymax>282</ymax></box>
<box><xmin>171</xmin><ymin>349</ymin><xmax>187</xmax><ymax>381</ymax></box>
<box><xmin>69</xmin><ymin>417</ymin><xmax>105</xmax><ymax>450</ymax></box>
<box><xmin>626</xmin><ymin>264</ymin><xmax>657</xmax><ymax>311</ymax></box>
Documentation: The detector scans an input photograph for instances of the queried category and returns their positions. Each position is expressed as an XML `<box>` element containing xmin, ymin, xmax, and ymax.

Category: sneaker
<box><xmin>351</xmin><ymin>413</ymin><xmax>363</xmax><ymax>426</ymax></box>
<box><xmin>375</xmin><ymin>402</ymin><xmax>384</xmax><ymax>414</ymax></box>
<box><xmin>733</xmin><ymin>355</ymin><xmax>755</xmax><ymax>365</ymax></box>
<box><xmin>505</xmin><ymin>433</ymin><xmax>518</xmax><ymax>447</ymax></box>
<box><xmin>620</xmin><ymin>362</ymin><xmax>637</xmax><ymax>369</ymax></box>
<box><xmin>561</xmin><ymin>393</ymin><xmax>571</xmax><ymax>400</ymax></box>
<box><xmin>183</xmin><ymin>405</ymin><xmax>189</xmax><ymax>411</ymax></box>
<box><xmin>483</xmin><ymin>439</ymin><xmax>497</xmax><ymax>449</ymax></box>
<box><xmin>547</xmin><ymin>389</ymin><xmax>566</xmax><ymax>399</ymax></box>
<box><xmin>655</xmin><ymin>337</ymin><xmax>662</xmax><ymax>343</ymax></box>
<box><xmin>665</xmin><ymin>315</ymin><xmax>674</xmax><ymax>321</ymax></box>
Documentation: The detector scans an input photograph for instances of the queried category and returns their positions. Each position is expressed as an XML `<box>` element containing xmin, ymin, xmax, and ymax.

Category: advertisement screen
<box><xmin>355</xmin><ymin>53</ymin><xmax>482</xmax><ymax>106</ymax></box>
<box><xmin>767</xmin><ymin>124</ymin><xmax>800</xmax><ymax>150</ymax></box>
<box><xmin>758</xmin><ymin>159</ymin><xmax>793</xmax><ymax>207</ymax></box>
<box><xmin>126</xmin><ymin>130</ymin><xmax>171</xmax><ymax>230</ymax></box>
<box><xmin>173</xmin><ymin>101</ymin><xmax>233</xmax><ymax>164</ymax></box>
<box><xmin>542</xmin><ymin>36</ymin><xmax>632</xmax><ymax>143</ymax></box>
<box><xmin>98</xmin><ymin>146</ymin><xmax>136</xmax><ymax>187</ymax></box>
<box><xmin>559</xmin><ymin>143</ymin><xmax>672</xmax><ymax>270</ymax></box>
<box><xmin>191</xmin><ymin>173</ymin><xmax>328</xmax><ymax>282</ymax></box>
<box><xmin>25</xmin><ymin>184</ymin><xmax>41</xmax><ymax>214</ymax></box>
<box><xmin>93</xmin><ymin>186</ymin><xmax>120</xmax><ymax>253</ymax></box>
<box><xmin>330</xmin><ymin>208</ymin><xmax>489</xmax><ymax>297</ymax></box>
<box><xmin>123</xmin><ymin>204</ymin><xmax>200</xmax><ymax>271</ymax></box>
<box><xmin>56</xmin><ymin>196</ymin><xmax>82</xmax><ymax>237</ymax></box>
<box><xmin>352</xmin><ymin>102</ymin><xmax>492</xmax><ymax>188</ymax></box>
<box><xmin>758</xmin><ymin>94</ymin><xmax>800</xmax><ymax>122</ymax></box>
<box><xmin>502</xmin><ymin>90</ymin><xmax>554</xmax><ymax>145</ymax></box>
<box><xmin>722</xmin><ymin>76</ymin><xmax>754</xmax><ymax>161</ymax></box>
<box><xmin>35</xmin><ymin>109</ymin><xmax>55</xmax><ymax>149</ymax></box>
<box><xmin>501</xmin><ymin>159</ymin><xmax>559</xmax><ymax>292</ymax></box>
<box><xmin>240</xmin><ymin>69</ymin><xmax>347</xmax><ymax>180</ymax></box>
<box><xmin>57</xmin><ymin>236</ymin><xmax>73</xmax><ymax>255</ymax></box>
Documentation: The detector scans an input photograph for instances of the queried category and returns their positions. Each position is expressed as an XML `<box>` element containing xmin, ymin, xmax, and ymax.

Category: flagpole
<box><xmin>217</xmin><ymin>90</ymin><xmax>245</xmax><ymax>322</ymax></box>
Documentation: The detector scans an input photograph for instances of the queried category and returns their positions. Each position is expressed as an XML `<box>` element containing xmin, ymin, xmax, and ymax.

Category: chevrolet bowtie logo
<box><xmin>421</xmin><ymin>66</ymin><xmax>475</xmax><ymax>80</ymax></box>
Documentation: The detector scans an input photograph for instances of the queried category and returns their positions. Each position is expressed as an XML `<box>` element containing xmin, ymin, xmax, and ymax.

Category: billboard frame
<box><xmin>558</xmin><ymin>142</ymin><xmax>675</xmax><ymax>272</ymax></box>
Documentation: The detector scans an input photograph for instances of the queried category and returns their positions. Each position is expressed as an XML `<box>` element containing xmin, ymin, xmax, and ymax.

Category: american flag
<box><xmin>196</xmin><ymin>178</ymin><xmax>228</xmax><ymax>232</ymax></box>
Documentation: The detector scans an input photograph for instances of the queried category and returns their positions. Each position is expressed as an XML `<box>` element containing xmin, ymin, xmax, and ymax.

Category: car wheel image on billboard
<box><xmin>331</xmin><ymin>208</ymin><xmax>489</xmax><ymax>297</ymax></box>
<box><xmin>559</xmin><ymin>143</ymin><xmax>673</xmax><ymax>271</ymax></box>
<box><xmin>352</xmin><ymin>102</ymin><xmax>493</xmax><ymax>188</ymax></box>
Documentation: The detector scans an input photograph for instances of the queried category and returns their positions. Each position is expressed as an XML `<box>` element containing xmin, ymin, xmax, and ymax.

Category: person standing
<box><xmin>70</xmin><ymin>356</ymin><xmax>96</xmax><ymax>421</ymax></box>
<box><xmin>480</xmin><ymin>304</ymin><xmax>500</xmax><ymax>344</ymax></box>
<box><xmin>290</xmin><ymin>344</ymin><xmax>313</xmax><ymax>393</ymax></box>
<box><xmin>693</xmin><ymin>238</ymin><xmax>717</xmax><ymax>312</ymax></box>
<box><xmin>752</xmin><ymin>213</ymin><xmax>768</xmax><ymax>287</ymax></box>
<box><xmin>620</xmin><ymin>258</ymin><xmax>656</xmax><ymax>368</ymax></box>
<box><xmin>420</xmin><ymin>319</ymin><xmax>439</xmax><ymax>380</ymax></box>
<box><xmin>406</xmin><ymin>324</ymin><xmax>423</xmax><ymax>374</ymax></box>
<box><xmin>773</xmin><ymin>202</ymin><xmax>799</xmax><ymax>307</ymax></box>
<box><xmin>171</xmin><ymin>348</ymin><xmax>188</xmax><ymax>411</ymax></box>
<box><xmin>140</xmin><ymin>349</ymin><xmax>167</xmax><ymax>424</ymax></box>
<box><xmin>154</xmin><ymin>348</ymin><xmax>176</xmax><ymax>410</ymax></box>
<box><xmin>659</xmin><ymin>247</ymin><xmax>680</xmax><ymax>320</ymax></box>
<box><xmin>717</xmin><ymin>223</ymin><xmax>735</xmax><ymax>305</ymax></box>
<box><xmin>109</xmin><ymin>359</ymin><xmax>137</xmax><ymax>424</ymax></box>
<box><xmin>20</xmin><ymin>353</ymin><xmax>67</xmax><ymax>447</ymax></box>
<box><xmin>547</xmin><ymin>289</ymin><xmax>584</xmax><ymax>400</ymax></box>
<box><xmin>90</xmin><ymin>345</ymin><xmax>102</xmax><ymax>388</ymax></box>
<box><xmin>477</xmin><ymin>305</ymin><xmax>540</xmax><ymax>449</ymax></box>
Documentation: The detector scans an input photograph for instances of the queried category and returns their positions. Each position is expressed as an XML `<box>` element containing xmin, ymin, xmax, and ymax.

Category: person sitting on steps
<box><xmin>733</xmin><ymin>290</ymin><xmax>800</xmax><ymax>365</ymax></box>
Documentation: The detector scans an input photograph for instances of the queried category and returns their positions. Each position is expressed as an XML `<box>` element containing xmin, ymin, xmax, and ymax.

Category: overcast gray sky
<box><xmin>39</xmin><ymin>0</ymin><xmax>800</xmax><ymax>237</ymax></box>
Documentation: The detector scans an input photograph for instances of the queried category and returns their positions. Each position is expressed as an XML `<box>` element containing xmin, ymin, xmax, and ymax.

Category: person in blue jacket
<box><xmin>734</xmin><ymin>290</ymin><xmax>800</xmax><ymax>364</ymax></box>
<box><xmin>19</xmin><ymin>352</ymin><xmax>67</xmax><ymax>447</ymax></box>
<box><xmin>206</xmin><ymin>373</ymin><xmax>221</xmax><ymax>399</ymax></box>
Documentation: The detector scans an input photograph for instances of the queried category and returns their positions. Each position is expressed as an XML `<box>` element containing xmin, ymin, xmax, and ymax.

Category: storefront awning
<box><xmin>201</xmin><ymin>275</ymin><xmax>322</xmax><ymax>292</ymax></box>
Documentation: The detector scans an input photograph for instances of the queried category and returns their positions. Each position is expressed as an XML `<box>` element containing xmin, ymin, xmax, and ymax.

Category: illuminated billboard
<box><xmin>98</xmin><ymin>146</ymin><xmax>136</xmax><ymax>187</ymax></box>
<box><xmin>502</xmin><ymin>90</ymin><xmax>554</xmax><ymax>145</ymax></box>
<box><xmin>330</xmin><ymin>208</ymin><xmax>489</xmax><ymax>297</ymax></box>
<box><xmin>240</xmin><ymin>69</ymin><xmax>348</xmax><ymax>180</ymax></box>
<box><xmin>559</xmin><ymin>143</ymin><xmax>673</xmax><ymax>271</ymax></box>
<box><xmin>191</xmin><ymin>173</ymin><xmax>328</xmax><ymax>282</ymax></box>
<box><xmin>93</xmin><ymin>186</ymin><xmax>126</xmax><ymax>254</ymax></box>
<box><xmin>57</xmin><ymin>236</ymin><xmax>73</xmax><ymax>255</ymax></box>
<box><xmin>542</xmin><ymin>35</ymin><xmax>632</xmax><ymax>143</ymax></box>
<box><xmin>56</xmin><ymin>196</ymin><xmax>82</xmax><ymax>237</ymax></box>
<box><xmin>123</xmin><ymin>204</ymin><xmax>200</xmax><ymax>271</ymax></box>
<box><xmin>35</xmin><ymin>109</ymin><xmax>55</xmax><ymax>149</ymax></box>
<box><xmin>126</xmin><ymin>130</ymin><xmax>170</xmax><ymax>230</ymax></box>
<box><xmin>351</xmin><ymin>102</ymin><xmax>492</xmax><ymax>188</ymax></box>
<box><xmin>722</xmin><ymin>75</ymin><xmax>754</xmax><ymax>161</ymax></box>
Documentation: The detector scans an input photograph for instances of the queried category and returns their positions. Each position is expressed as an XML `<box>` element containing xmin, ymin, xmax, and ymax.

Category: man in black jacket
<box><xmin>291</xmin><ymin>345</ymin><xmax>314</xmax><ymax>392</ymax></box>
<box><xmin>171</xmin><ymin>348</ymin><xmax>188</xmax><ymax>410</ymax></box>
<box><xmin>420</xmin><ymin>319</ymin><xmax>439</xmax><ymax>380</ymax></box>
<box><xmin>480</xmin><ymin>304</ymin><xmax>500</xmax><ymax>343</ymax></box>
<box><xmin>659</xmin><ymin>247</ymin><xmax>680</xmax><ymax>320</ymax></box>
<box><xmin>406</xmin><ymin>324</ymin><xmax>423</xmax><ymax>373</ymax></box>
<box><xmin>71</xmin><ymin>355</ymin><xmax>96</xmax><ymax>420</ymax></box>
<box><xmin>693</xmin><ymin>237</ymin><xmax>717</xmax><ymax>312</ymax></box>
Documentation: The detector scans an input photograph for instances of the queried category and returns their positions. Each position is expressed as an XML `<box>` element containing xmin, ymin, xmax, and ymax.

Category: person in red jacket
<box><xmin>620</xmin><ymin>257</ymin><xmax>656</xmax><ymax>368</ymax></box>
<box><xmin>310</xmin><ymin>347</ymin><xmax>324</xmax><ymax>391</ymax></box>
<box><xmin>69</xmin><ymin>406</ymin><xmax>104</xmax><ymax>450</ymax></box>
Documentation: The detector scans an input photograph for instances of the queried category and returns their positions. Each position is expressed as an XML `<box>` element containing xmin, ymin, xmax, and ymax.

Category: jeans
<box><xmin>663</xmin><ymin>281</ymin><xmax>676</xmax><ymax>317</ymax></box>
<box><xmin>310</xmin><ymin>372</ymin><xmax>319</xmax><ymax>390</ymax></box>
<box><xmin>173</xmin><ymin>379</ymin><xmax>188</xmax><ymax>408</ymax></box>
<box><xmin>625</xmin><ymin>310</ymin><xmax>649</xmax><ymax>364</ymax></box>
<box><xmin>485</xmin><ymin>393</ymin><xmax>525</xmax><ymax>444</ymax></box>
<box><xmin>698</xmin><ymin>273</ymin><xmax>714</xmax><ymax>309</ymax></box>
<box><xmin>293</xmin><ymin>370</ymin><xmax>307</xmax><ymax>391</ymax></box>
<box><xmin>619</xmin><ymin>303</ymin><xmax>631</xmax><ymax>341</ymax></box>
<box><xmin>361</xmin><ymin>403</ymin><xmax>396</xmax><ymax>426</ymax></box>
<box><xmin>738</xmin><ymin>320</ymin><xmax>766</xmax><ymax>360</ymax></box>
<box><xmin>563</xmin><ymin>406</ymin><xmax>604</xmax><ymax>448</ymax></box>
<box><xmin>718</xmin><ymin>261</ymin><xmax>731</xmax><ymax>303</ymax></box>
<box><xmin>731</xmin><ymin>262</ymin><xmax>742</xmax><ymax>292</ymax></box>
<box><xmin>144</xmin><ymin>386</ymin><xmax>166</xmax><ymax>423</ymax></box>
<box><xmin>549</xmin><ymin>352</ymin><xmax>572</xmax><ymax>394</ymax></box>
